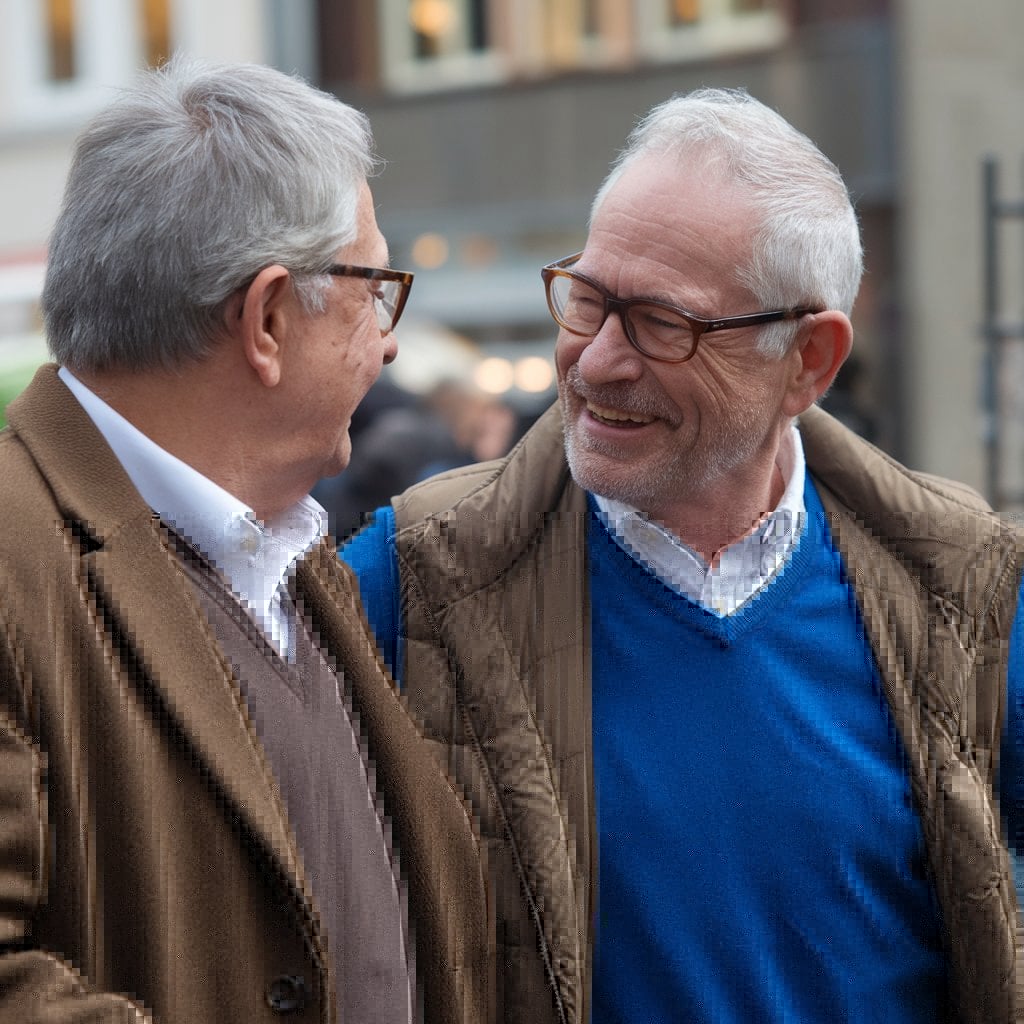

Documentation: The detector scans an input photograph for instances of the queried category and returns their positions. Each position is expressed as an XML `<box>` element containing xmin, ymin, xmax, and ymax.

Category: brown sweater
<box><xmin>176</xmin><ymin>534</ymin><xmax>411</xmax><ymax>1023</ymax></box>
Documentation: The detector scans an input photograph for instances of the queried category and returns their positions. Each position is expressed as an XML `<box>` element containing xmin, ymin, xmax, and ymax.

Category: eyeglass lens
<box><xmin>372</xmin><ymin>280</ymin><xmax>401</xmax><ymax>333</ymax></box>
<box><xmin>548</xmin><ymin>274</ymin><xmax>698</xmax><ymax>360</ymax></box>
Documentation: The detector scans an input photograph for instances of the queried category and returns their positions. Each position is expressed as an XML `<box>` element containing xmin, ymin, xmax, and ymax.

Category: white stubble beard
<box><xmin>559</xmin><ymin>365</ymin><xmax>782</xmax><ymax>516</ymax></box>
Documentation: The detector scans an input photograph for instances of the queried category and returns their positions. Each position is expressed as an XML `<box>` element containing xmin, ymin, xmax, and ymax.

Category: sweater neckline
<box><xmin>588</xmin><ymin>477</ymin><xmax>829</xmax><ymax>646</ymax></box>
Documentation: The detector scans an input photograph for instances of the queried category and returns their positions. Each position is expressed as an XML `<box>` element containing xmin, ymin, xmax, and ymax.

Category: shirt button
<box><xmin>265</xmin><ymin>974</ymin><xmax>308</xmax><ymax>1014</ymax></box>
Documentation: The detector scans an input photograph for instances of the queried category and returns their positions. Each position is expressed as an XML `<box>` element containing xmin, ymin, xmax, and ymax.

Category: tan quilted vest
<box><xmin>392</xmin><ymin>402</ymin><xmax>1024</xmax><ymax>1024</ymax></box>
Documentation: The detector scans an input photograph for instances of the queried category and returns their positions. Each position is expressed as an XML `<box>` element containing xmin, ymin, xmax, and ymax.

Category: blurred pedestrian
<box><xmin>317</xmin><ymin>378</ymin><xmax>518</xmax><ymax>538</ymax></box>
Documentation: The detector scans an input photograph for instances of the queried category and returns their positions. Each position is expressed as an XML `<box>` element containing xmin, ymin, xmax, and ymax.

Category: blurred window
<box><xmin>380</xmin><ymin>0</ymin><xmax>504</xmax><ymax>91</ymax></box>
<box><xmin>668</xmin><ymin>0</ymin><xmax>777</xmax><ymax>20</ymax></box>
<box><xmin>45</xmin><ymin>0</ymin><xmax>77</xmax><ymax>81</ymax></box>
<box><xmin>377</xmin><ymin>0</ymin><xmax>786</xmax><ymax>93</ymax></box>
<box><xmin>3</xmin><ymin>0</ymin><xmax>176</xmax><ymax>132</ymax></box>
<box><xmin>378</xmin><ymin>0</ymin><xmax>634</xmax><ymax>92</ymax></box>
<box><xmin>140</xmin><ymin>0</ymin><xmax>172</xmax><ymax>68</ymax></box>
<box><xmin>639</xmin><ymin>0</ymin><xmax>787</xmax><ymax>61</ymax></box>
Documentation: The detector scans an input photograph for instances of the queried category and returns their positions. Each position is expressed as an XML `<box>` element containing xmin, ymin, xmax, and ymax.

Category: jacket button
<box><xmin>265</xmin><ymin>974</ymin><xmax>308</xmax><ymax>1014</ymax></box>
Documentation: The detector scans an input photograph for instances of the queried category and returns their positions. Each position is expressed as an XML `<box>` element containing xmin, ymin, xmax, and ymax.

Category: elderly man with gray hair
<box><xmin>345</xmin><ymin>89</ymin><xmax>1024</xmax><ymax>1024</ymax></box>
<box><xmin>0</xmin><ymin>58</ymin><xmax>488</xmax><ymax>1024</ymax></box>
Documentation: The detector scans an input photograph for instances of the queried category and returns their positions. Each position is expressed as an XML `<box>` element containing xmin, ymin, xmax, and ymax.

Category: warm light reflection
<box><xmin>140</xmin><ymin>0</ymin><xmax>172</xmax><ymax>68</ymax></box>
<box><xmin>411</xmin><ymin>232</ymin><xmax>450</xmax><ymax>269</ymax></box>
<box><xmin>514</xmin><ymin>357</ymin><xmax>555</xmax><ymax>393</ymax></box>
<box><xmin>46</xmin><ymin>0</ymin><xmax>76</xmax><ymax>81</ymax></box>
<box><xmin>409</xmin><ymin>0</ymin><xmax>458</xmax><ymax>38</ymax></box>
<box><xmin>672</xmin><ymin>0</ymin><xmax>701</xmax><ymax>24</ymax></box>
<box><xmin>474</xmin><ymin>357</ymin><xmax>515</xmax><ymax>394</ymax></box>
<box><xmin>474</xmin><ymin>357</ymin><xmax>556</xmax><ymax>395</ymax></box>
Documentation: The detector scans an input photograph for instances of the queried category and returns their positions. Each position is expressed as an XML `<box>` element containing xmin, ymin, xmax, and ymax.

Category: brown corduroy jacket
<box><xmin>0</xmin><ymin>365</ymin><xmax>491</xmax><ymax>1024</ymax></box>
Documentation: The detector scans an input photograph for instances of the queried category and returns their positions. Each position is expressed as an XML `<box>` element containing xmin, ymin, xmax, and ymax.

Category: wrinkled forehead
<box><xmin>588</xmin><ymin>152</ymin><xmax>759</xmax><ymax>276</ymax></box>
<box><xmin>596</xmin><ymin>147</ymin><xmax>753</xmax><ymax>220</ymax></box>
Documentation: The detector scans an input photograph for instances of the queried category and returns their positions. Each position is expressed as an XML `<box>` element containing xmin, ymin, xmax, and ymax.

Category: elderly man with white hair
<box><xmin>345</xmin><ymin>89</ymin><xmax>1024</xmax><ymax>1024</ymax></box>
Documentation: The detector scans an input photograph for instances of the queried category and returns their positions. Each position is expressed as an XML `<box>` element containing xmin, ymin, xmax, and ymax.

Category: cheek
<box><xmin>689</xmin><ymin>350</ymin><xmax>751</xmax><ymax>399</ymax></box>
<box><xmin>554</xmin><ymin>332</ymin><xmax>586</xmax><ymax>379</ymax></box>
<box><xmin>337</xmin><ymin>315</ymin><xmax>381</xmax><ymax>367</ymax></box>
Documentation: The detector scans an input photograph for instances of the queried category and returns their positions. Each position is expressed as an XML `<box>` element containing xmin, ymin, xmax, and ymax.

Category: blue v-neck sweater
<box><xmin>343</xmin><ymin>476</ymin><xmax>1024</xmax><ymax>1022</ymax></box>
<box><xmin>587</xmin><ymin>479</ymin><xmax>944</xmax><ymax>1022</ymax></box>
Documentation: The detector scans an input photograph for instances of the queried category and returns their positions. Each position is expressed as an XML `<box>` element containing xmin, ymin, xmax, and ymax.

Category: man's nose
<box><xmin>575</xmin><ymin>308</ymin><xmax>644</xmax><ymax>384</ymax></box>
<box><xmin>382</xmin><ymin>329</ymin><xmax>398</xmax><ymax>365</ymax></box>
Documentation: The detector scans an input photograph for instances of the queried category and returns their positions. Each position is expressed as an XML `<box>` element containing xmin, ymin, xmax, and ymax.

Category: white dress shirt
<box><xmin>594</xmin><ymin>423</ymin><xmax>806</xmax><ymax>616</ymax></box>
<box><xmin>59</xmin><ymin>366</ymin><xmax>325</xmax><ymax>658</ymax></box>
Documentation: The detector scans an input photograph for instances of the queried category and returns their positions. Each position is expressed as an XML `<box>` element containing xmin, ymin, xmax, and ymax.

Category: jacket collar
<box><xmin>443</xmin><ymin>399</ymin><xmax>1012</xmax><ymax>608</ymax></box>
<box><xmin>6</xmin><ymin>364</ymin><xmax>311</xmax><ymax>897</ymax></box>
<box><xmin>798</xmin><ymin>403</ymin><xmax>1015</xmax><ymax>606</ymax></box>
<box><xmin>393</xmin><ymin>401</ymin><xmax>577</xmax><ymax>600</ymax></box>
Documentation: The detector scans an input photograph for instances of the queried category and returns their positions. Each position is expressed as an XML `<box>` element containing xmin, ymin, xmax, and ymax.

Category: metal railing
<box><xmin>982</xmin><ymin>157</ymin><xmax>1024</xmax><ymax>509</ymax></box>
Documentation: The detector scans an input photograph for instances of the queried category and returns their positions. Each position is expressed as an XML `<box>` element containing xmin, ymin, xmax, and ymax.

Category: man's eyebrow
<box><xmin>576</xmin><ymin>263</ymin><xmax>684</xmax><ymax>311</ymax></box>
<box><xmin>634</xmin><ymin>284</ymin><xmax>708</xmax><ymax>314</ymax></box>
<box><xmin>608</xmin><ymin>279</ymin><xmax>700</xmax><ymax>313</ymax></box>
<box><xmin>643</xmin><ymin>290</ymin><xmax>688</xmax><ymax>308</ymax></box>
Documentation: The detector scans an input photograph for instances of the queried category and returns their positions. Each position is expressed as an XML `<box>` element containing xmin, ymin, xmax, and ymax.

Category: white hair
<box><xmin>592</xmin><ymin>88</ymin><xmax>863</xmax><ymax>356</ymax></box>
<box><xmin>44</xmin><ymin>55</ymin><xmax>378</xmax><ymax>374</ymax></box>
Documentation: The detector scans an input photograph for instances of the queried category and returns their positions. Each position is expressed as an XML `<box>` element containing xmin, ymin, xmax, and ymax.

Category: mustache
<box><xmin>562</xmin><ymin>365</ymin><xmax>680</xmax><ymax>424</ymax></box>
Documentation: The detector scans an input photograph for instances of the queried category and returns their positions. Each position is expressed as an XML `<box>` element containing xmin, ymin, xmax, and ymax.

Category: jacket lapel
<box><xmin>293</xmin><ymin>543</ymin><xmax>491</xmax><ymax>1024</ymax></box>
<box><xmin>6</xmin><ymin>366</ymin><xmax>307</xmax><ymax>893</ymax></box>
<box><xmin>395</xmin><ymin>401</ymin><xmax>591</xmax><ymax>1024</ymax></box>
<box><xmin>82</xmin><ymin>519</ymin><xmax>306</xmax><ymax>887</ymax></box>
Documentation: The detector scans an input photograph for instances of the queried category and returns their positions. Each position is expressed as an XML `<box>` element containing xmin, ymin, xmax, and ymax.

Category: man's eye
<box><xmin>643</xmin><ymin>314</ymin><xmax>687</xmax><ymax>331</ymax></box>
<box><xmin>637</xmin><ymin>306</ymin><xmax>688</xmax><ymax>332</ymax></box>
<box><xmin>568</xmin><ymin>294</ymin><xmax>603</xmax><ymax>317</ymax></box>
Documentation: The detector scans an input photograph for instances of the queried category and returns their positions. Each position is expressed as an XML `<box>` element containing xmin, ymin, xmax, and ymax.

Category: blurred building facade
<box><xmin>2</xmin><ymin>0</ymin><xmax>1024</xmax><ymax>496</ymax></box>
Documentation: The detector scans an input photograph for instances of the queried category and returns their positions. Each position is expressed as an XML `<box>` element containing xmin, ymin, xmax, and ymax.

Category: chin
<box><xmin>320</xmin><ymin>434</ymin><xmax>352</xmax><ymax>480</ymax></box>
<box><xmin>566</xmin><ymin>446</ymin><xmax>637</xmax><ymax>504</ymax></box>
<box><xmin>320</xmin><ymin>456</ymin><xmax>349</xmax><ymax>483</ymax></box>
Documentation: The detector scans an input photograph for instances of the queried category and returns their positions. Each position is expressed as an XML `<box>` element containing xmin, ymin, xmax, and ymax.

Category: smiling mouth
<box><xmin>586</xmin><ymin>400</ymin><xmax>655</xmax><ymax>426</ymax></box>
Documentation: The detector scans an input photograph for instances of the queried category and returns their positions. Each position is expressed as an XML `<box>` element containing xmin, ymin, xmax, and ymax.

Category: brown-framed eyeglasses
<box><xmin>541</xmin><ymin>252</ymin><xmax>820</xmax><ymax>363</ymax></box>
<box><xmin>327</xmin><ymin>263</ymin><xmax>414</xmax><ymax>334</ymax></box>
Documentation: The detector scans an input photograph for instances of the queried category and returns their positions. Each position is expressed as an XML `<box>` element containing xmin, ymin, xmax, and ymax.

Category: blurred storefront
<box><xmin>3</xmin><ymin>1</ymin><xmax>1024</xmax><ymax>496</ymax></box>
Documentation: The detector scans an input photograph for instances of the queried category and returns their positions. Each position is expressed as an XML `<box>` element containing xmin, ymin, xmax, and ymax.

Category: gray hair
<box><xmin>43</xmin><ymin>55</ymin><xmax>378</xmax><ymax>374</ymax></box>
<box><xmin>592</xmin><ymin>88</ymin><xmax>863</xmax><ymax>357</ymax></box>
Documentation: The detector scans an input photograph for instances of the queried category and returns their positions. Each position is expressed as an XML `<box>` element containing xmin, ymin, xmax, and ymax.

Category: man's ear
<box><xmin>781</xmin><ymin>311</ymin><xmax>854</xmax><ymax>418</ymax></box>
<box><xmin>234</xmin><ymin>265</ymin><xmax>293</xmax><ymax>388</ymax></box>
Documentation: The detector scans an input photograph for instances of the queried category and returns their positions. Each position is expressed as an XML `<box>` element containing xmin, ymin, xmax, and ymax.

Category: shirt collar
<box><xmin>593</xmin><ymin>422</ymin><xmax>806</xmax><ymax>615</ymax></box>
<box><xmin>57</xmin><ymin>366</ymin><xmax>325</xmax><ymax>638</ymax></box>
